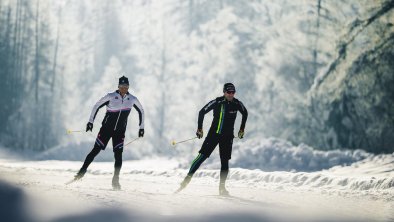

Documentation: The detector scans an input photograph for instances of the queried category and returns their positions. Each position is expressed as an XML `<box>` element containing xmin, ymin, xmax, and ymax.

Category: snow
<box><xmin>0</xmin><ymin>137</ymin><xmax>393</xmax><ymax>222</ymax></box>
<box><xmin>30</xmin><ymin>136</ymin><xmax>372</xmax><ymax>172</ymax></box>
<box><xmin>204</xmin><ymin>136</ymin><xmax>372</xmax><ymax>172</ymax></box>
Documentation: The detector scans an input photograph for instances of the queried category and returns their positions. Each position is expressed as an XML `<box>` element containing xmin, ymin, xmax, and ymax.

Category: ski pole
<box><xmin>171</xmin><ymin>137</ymin><xmax>198</xmax><ymax>146</ymax></box>
<box><xmin>66</xmin><ymin>129</ymin><xmax>85</xmax><ymax>134</ymax></box>
<box><xmin>124</xmin><ymin>137</ymin><xmax>140</xmax><ymax>147</ymax></box>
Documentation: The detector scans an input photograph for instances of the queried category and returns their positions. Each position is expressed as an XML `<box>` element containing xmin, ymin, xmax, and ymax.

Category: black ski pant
<box><xmin>80</xmin><ymin>147</ymin><xmax>123</xmax><ymax>177</ymax></box>
<box><xmin>80</xmin><ymin>125</ymin><xmax>125</xmax><ymax>177</ymax></box>
<box><xmin>187</xmin><ymin>130</ymin><xmax>233</xmax><ymax>184</ymax></box>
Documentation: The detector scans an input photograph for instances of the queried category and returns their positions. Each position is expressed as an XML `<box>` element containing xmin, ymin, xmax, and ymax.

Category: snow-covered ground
<box><xmin>0</xmin><ymin>137</ymin><xmax>393</xmax><ymax>222</ymax></box>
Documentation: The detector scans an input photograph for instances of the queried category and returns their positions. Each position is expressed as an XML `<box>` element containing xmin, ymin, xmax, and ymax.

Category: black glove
<box><xmin>138</xmin><ymin>129</ymin><xmax>144</xmax><ymax>137</ymax></box>
<box><xmin>86</xmin><ymin>122</ymin><xmax>93</xmax><ymax>132</ymax></box>
<box><xmin>196</xmin><ymin>129</ymin><xmax>203</xmax><ymax>139</ymax></box>
<box><xmin>238</xmin><ymin>129</ymin><xmax>244</xmax><ymax>139</ymax></box>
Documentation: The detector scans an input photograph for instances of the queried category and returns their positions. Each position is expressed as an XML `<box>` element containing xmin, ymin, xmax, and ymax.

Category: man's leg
<box><xmin>75</xmin><ymin>147</ymin><xmax>101</xmax><ymax>179</ymax></box>
<box><xmin>179</xmin><ymin>153</ymin><xmax>208</xmax><ymax>188</ymax></box>
<box><xmin>112</xmin><ymin>132</ymin><xmax>125</xmax><ymax>190</ymax></box>
<box><xmin>112</xmin><ymin>149</ymin><xmax>123</xmax><ymax>190</ymax></box>
<box><xmin>219</xmin><ymin>158</ymin><xmax>230</xmax><ymax>196</ymax></box>
<box><xmin>177</xmin><ymin>131</ymin><xmax>219</xmax><ymax>192</ymax></box>
<box><xmin>75</xmin><ymin>129</ymin><xmax>110</xmax><ymax>180</ymax></box>
<box><xmin>218</xmin><ymin>134</ymin><xmax>233</xmax><ymax>195</ymax></box>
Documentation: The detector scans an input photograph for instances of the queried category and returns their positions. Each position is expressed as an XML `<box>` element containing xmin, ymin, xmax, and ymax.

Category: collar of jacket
<box><xmin>218</xmin><ymin>96</ymin><xmax>235</xmax><ymax>103</ymax></box>
<box><xmin>115</xmin><ymin>90</ymin><xmax>130</xmax><ymax>96</ymax></box>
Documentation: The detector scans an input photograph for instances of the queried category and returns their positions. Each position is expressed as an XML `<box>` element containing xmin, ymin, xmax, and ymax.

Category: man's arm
<box><xmin>198</xmin><ymin>99</ymin><xmax>217</xmax><ymax>129</ymax></box>
<box><xmin>238</xmin><ymin>100</ymin><xmax>248</xmax><ymax>130</ymax></box>
<box><xmin>133</xmin><ymin>97</ymin><xmax>145</xmax><ymax>129</ymax></box>
<box><xmin>88</xmin><ymin>93</ymin><xmax>111</xmax><ymax>123</ymax></box>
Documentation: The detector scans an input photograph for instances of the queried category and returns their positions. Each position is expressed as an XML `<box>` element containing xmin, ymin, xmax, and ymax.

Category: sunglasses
<box><xmin>226</xmin><ymin>91</ymin><xmax>235</xmax><ymax>94</ymax></box>
<box><xmin>119</xmin><ymin>85</ymin><xmax>129</xmax><ymax>88</ymax></box>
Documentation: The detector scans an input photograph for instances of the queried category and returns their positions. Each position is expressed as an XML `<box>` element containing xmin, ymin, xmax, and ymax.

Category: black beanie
<box><xmin>119</xmin><ymin>76</ymin><xmax>129</xmax><ymax>85</ymax></box>
<box><xmin>223</xmin><ymin>83</ymin><xmax>236</xmax><ymax>93</ymax></box>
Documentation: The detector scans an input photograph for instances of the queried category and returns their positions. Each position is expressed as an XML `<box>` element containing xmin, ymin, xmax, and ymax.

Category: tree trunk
<box><xmin>51</xmin><ymin>7</ymin><xmax>61</xmax><ymax>93</ymax></box>
<box><xmin>34</xmin><ymin>0</ymin><xmax>41</xmax><ymax>149</ymax></box>
<box><xmin>34</xmin><ymin>0</ymin><xmax>40</xmax><ymax>102</ymax></box>
<box><xmin>158</xmin><ymin>17</ymin><xmax>167</xmax><ymax>152</ymax></box>
<box><xmin>312</xmin><ymin>0</ymin><xmax>321</xmax><ymax>79</ymax></box>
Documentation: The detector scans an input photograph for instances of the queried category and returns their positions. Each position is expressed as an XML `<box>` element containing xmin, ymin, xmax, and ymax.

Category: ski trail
<box><xmin>0</xmin><ymin>159</ymin><xmax>393</xmax><ymax>222</ymax></box>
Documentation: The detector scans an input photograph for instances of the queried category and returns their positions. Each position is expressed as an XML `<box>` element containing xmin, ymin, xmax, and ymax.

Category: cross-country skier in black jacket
<box><xmin>73</xmin><ymin>76</ymin><xmax>145</xmax><ymax>190</ymax></box>
<box><xmin>176</xmin><ymin>83</ymin><xmax>248</xmax><ymax>195</ymax></box>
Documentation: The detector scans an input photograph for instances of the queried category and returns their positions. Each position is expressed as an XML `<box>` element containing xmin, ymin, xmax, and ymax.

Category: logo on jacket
<box><xmin>115</xmin><ymin>96</ymin><xmax>118</xmax><ymax>99</ymax></box>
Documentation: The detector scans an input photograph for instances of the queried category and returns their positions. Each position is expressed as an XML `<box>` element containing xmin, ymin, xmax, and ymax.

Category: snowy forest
<box><xmin>0</xmin><ymin>0</ymin><xmax>393</xmax><ymax>156</ymax></box>
<box><xmin>0</xmin><ymin>1</ymin><xmax>393</xmax><ymax>222</ymax></box>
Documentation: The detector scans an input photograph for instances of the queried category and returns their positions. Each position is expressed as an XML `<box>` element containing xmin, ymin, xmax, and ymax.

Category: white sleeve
<box><xmin>88</xmin><ymin>93</ymin><xmax>110</xmax><ymax>123</ymax></box>
<box><xmin>133</xmin><ymin>97</ymin><xmax>145</xmax><ymax>129</ymax></box>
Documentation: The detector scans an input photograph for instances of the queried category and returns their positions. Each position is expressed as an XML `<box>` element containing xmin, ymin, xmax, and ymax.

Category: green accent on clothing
<box><xmin>216</xmin><ymin>104</ymin><xmax>224</xmax><ymax>133</ymax></box>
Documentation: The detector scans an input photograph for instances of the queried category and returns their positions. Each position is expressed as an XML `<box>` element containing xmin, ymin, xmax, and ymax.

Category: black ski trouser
<box><xmin>187</xmin><ymin>130</ymin><xmax>232</xmax><ymax>183</ymax></box>
<box><xmin>81</xmin><ymin>147</ymin><xmax>101</xmax><ymax>171</ymax></box>
<box><xmin>113</xmin><ymin>149</ymin><xmax>123</xmax><ymax>177</ymax></box>
<box><xmin>186</xmin><ymin>153</ymin><xmax>229</xmax><ymax>185</ymax></box>
<box><xmin>187</xmin><ymin>153</ymin><xmax>208</xmax><ymax>176</ymax></box>
<box><xmin>80</xmin><ymin>124</ymin><xmax>125</xmax><ymax>173</ymax></box>
<box><xmin>199</xmin><ymin>130</ymin><xmax>234</xmax><ymax>159</ymax></box>
<box><xmin>80</xmin><ymin>147</ymin><xmax>123</xmax><ymax>173</ymax></box>
<box><xmin>220</xmin><ymin>158</ymin><xmax>229</xmax><ymax>186</ymax></box>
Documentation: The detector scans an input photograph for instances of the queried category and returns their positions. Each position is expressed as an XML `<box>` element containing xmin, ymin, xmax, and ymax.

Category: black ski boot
<box><xmin>175</xmin><ymin>175</ymin><xmax>192</xmax><ymax>193</ymax></box>
<box><xmin>112</xmin><ymin>175</ymin><xmax>121</xmax><ymax>190</ymax></box>
<box><xmin>74</xmin><ymin>168</ymin><xmax>87</xmax><ymax>180</ymax></box>
<box><xmin>66</xmin><ymin>168</ymin><xmax>86</xmax><ymax>185</ymax></box>
<box><xmin>219</xmin><ymin>183</ymin><xmax>230</xmax><ymax>196</ymax></box>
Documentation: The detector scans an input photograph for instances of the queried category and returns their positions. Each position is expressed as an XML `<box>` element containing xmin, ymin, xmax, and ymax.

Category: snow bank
<box><xmin>124</xmin><ymin>166</ymin><xmax>393</xmax><ymax>194</ymax></box>
<box><xmin>193</xmin><ymin>168</ymin><xmax>394</xmax><ymax>193</ymax></box>
<box><xmin>203</xmin><ymin>137</ymin><xmax>372</xmax><ymax>172</ymax></box>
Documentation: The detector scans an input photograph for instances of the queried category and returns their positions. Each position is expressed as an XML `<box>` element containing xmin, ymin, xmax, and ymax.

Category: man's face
<box><xmin>118</xmin><ymin>84</ymin><xmax>129</xmax><ymax>94</ymax></box>
<box><xmin>224</xmin><ymin>91</ymin><xmax>235</xmax><ymax>101</ymax></box>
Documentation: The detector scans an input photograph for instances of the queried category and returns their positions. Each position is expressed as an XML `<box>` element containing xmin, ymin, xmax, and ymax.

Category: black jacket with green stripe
<box><xmin>198</xmin><ymin>96</ymin><xmax>248</xmax><ymax>134</ymax></box>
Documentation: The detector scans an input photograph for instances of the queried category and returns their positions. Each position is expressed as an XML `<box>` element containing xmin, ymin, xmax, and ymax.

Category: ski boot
<box><xmin>74</xmin><ymin>168</ymin><xmax>86</xmax><ymax>180</ymax></box>
<box><xmin>175</xmin><ymin>175</ymin><xmax>192</xmax><ymax>193</ymax></box>
<box><xmin>112</xmin><ymin>175</ymin><xmax>121</xmax><ymax>190</ymax></box>
<box><xmin>66</xmin><ymin>168</ymin><xmax>86</xmax><ymax>185</ymax></box>
<box><xmin>219</xmin><ymin>183</ymin><xmax>230</xmax><ymax>196</ymax></box>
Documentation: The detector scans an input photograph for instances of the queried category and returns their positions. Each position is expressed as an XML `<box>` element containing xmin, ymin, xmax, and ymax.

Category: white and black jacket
<box><xmin>89</xmin><ymin>90</ymin><xmax>144</xmax><ymax>132</ymax></box>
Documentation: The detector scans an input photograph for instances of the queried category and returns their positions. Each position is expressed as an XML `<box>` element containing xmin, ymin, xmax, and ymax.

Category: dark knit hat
<box><xmin>223</xmin><ymin>83</ymin><xmax>236</xmax><ymax>93</ymax></box>
<box><xmin>119</xmin><ymin>76</ymin><xmax>129</xmax><ymax>85</ymax></box>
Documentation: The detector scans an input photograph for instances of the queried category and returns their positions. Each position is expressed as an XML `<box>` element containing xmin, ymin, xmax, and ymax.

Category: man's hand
<box><xmin>86</xmin><ymin>122</ymin><xmax>93</xmax><ymax>132</ymax></box>
<box><xmin>196</xmin><ymin>129</ymin><xmax>203</xmax><ymax>139</ymax></box>
<box><xmin>138</xmin><ymin>129</ymin><xmax>144</xmax><ymax>137</ymax></box>
<box><xmin>238</xmin><ymin>129</ymin><xmax>244</xmax><ymax>139</ymax></box>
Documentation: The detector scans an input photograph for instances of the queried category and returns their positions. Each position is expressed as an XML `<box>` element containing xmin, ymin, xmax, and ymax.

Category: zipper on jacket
<box><xmin>114</xmin><ymin>93</ymin><xmax>126</xmax><ymax>130</ymax></box>
<box><xmin>104</xmin><ymin>115</ymin><xmax>109</xmax><ymax>124</ymax></box>
<box><xmin>114</xmin><ymin>110</ymin><xmax>121</xmax><ymax>130</ymax></box>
